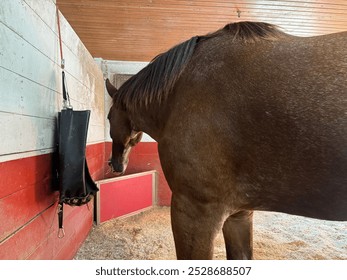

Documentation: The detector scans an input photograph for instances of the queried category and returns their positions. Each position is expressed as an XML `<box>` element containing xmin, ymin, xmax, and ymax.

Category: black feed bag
<box><xmin>57</xmin><ymin>108</ymin><xmax>98</xmax><ymax>206</ymax></box>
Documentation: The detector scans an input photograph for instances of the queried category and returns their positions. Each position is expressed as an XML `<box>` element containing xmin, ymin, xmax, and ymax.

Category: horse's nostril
<box><xmin>108</xmin><ymin>159</ymin><xmax>124</xmax><ymax>174</ymax></box>
<box><xmin>114</xmin><ymin>163</ymin><xmax>124</xmax><ymax>173</ymax></box>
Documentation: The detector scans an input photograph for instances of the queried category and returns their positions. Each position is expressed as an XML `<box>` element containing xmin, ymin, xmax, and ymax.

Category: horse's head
<box><xmin>105</xmin><ymin>79</ymin><xmax>143</xmax><ymax>175</ymax></box>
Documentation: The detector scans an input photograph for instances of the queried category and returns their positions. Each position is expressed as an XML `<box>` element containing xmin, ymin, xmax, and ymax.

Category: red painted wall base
<box><xmin>96</xmin><ymin>171</ymin><xmax>156</xmax><ymax>224</ymax></box>
<box><xmin>0</xmin><ymin>142</ymin><xmax>104</xmax><ymax>260</ymax></box>
<box><xmin>0</xmin><ymin>141</ymin><xmax>171</xmax><ymax>259</ymax></box>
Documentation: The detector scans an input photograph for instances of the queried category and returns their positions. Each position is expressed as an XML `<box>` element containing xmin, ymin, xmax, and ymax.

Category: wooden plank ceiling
<box><xmin>57</xmin><ymin>0</ymin><xmax>347</xmax><ymax>61</ymax></box>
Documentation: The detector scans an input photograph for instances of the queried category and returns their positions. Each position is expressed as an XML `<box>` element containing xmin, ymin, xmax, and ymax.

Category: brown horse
<box><xmin>105</xmin><ymin>22</ymin><xmax>347</xmax><ymax>260</ymax></box>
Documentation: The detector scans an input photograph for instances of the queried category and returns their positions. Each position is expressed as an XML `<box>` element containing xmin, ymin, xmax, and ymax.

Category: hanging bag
<box><xmin>55</xmin><ymin>6</ymin><xmax>98</xmax><ymax>238</ymax></box>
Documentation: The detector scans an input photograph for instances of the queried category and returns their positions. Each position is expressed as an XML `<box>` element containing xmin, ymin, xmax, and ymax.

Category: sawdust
<box><xmin>74</xmin><ymin>207</ymin><xmax>347</xmax><ymax>260</ymax></box>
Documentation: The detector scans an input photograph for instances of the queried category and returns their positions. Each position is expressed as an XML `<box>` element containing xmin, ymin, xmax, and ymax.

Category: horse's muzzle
<box><xmin>108</xmin><ymin>158</ymin><xmax>127</xmax><ymax>176</ymax></box>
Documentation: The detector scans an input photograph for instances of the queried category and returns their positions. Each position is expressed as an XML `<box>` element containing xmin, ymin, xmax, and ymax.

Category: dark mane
<box><xmin>114</xmin><ymin>22</ymin><xmax>289</xmax><ymax>110</ymax></box>
<box><xmin>114</xmin><ymin>36</ymin><xmax>198</xmax><ymax>110</ymax></box>
<box><xmin>206</xmin><ymin>21</ymin><xmax>289</xmax><ymax>43</ymax></box>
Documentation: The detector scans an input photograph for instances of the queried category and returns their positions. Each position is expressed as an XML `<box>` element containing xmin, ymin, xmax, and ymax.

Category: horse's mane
<box><xmin>114</xmin><ymin>21</ymin><xmax>289</xmax><ymax>110</ymax></box>
<box><xmin>114</xmin><ymin>36</ymin><xmax>199</xmax><ymax>110</ymax></box>
<box><xmin>204</xmin><ymin>21</ymin><xmax>289</xmax><ymax>43</ymax></box>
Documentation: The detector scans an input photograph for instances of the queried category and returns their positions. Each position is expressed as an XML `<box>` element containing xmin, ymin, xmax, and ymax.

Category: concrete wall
<box><xmin>0</xmin><ymin>0</ymin><xmax>104</xmax><ymax>259</ymax></box>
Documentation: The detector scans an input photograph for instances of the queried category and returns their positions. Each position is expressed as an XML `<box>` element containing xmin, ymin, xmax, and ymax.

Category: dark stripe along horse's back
<box><xmin>106</xmin><ymin>21</ymin><xmax>347</xmax><ymax>259</ymax></box>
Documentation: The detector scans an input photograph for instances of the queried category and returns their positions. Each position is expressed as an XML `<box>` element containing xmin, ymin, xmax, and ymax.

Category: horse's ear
<box><xmin>105</xmin><ymin>78</ymin><xmax>118</xmax><ymax>98</ymax></box>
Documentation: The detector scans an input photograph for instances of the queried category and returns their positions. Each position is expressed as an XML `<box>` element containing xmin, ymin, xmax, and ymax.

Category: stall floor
<box><xmin>75</xmin><ymin>207</ymin><xmax>347</xmax><ymax>260</ymax></box>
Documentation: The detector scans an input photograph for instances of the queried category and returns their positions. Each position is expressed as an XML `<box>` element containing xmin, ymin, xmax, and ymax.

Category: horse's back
<box><xmin>165</xmin><ymin>31</ymin><xmax>347</xmax><ymax>221</ymax></box>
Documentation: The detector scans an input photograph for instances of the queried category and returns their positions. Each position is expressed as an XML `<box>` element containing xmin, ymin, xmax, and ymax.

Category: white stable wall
<box><xmin>0</xmin><ymin>0</ymin><xmax>105</xmax><ymax>259</ymax></box>
<box><xmin>0</xmin><ymin>0</ymin><xmax>105</xmax><ymax>163</ymax></box>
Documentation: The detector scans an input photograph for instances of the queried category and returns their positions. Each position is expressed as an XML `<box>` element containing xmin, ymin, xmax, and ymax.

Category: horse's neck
<box><xmin>130</xmin><ymin>103</ymin><xmax>167</xmax><ymax>142</ymax></box>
